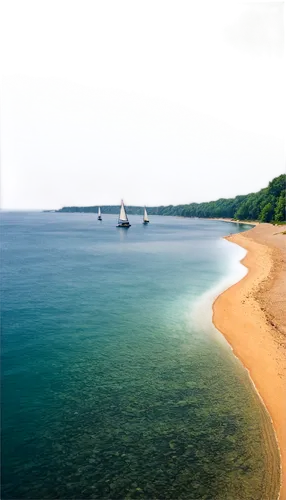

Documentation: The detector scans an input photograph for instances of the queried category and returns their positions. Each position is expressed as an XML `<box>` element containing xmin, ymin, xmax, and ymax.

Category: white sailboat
<box><xmin>143</xmin><ymin>206</ymin><xmax>149</xmax><ymax>225</ymax></box>
<box><xmin>116</xmin><ymin>200</ymin><xmax>131</xmax><ymax>228</ymax></box>
<box><xmin>98</xmin><ymin>207</ymin><xmax>102</xmax><ymax>221</ymax></box>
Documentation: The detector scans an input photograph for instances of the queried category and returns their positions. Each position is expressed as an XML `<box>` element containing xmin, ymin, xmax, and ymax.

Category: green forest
<box><xmin>57</xmin><ymin>174</ymin><xmax>285</xmax><ymax>223</ymax></box>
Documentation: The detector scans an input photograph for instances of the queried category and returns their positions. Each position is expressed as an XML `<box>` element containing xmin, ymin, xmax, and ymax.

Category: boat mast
<box><xmin>143</xmin><ymin>206</ymin><xmax>149</xmax><ymax>222</ymax></box>
<box><xmin>119</xmin><ymin>199</ymin><xmax>128</xmax><ymax>222</ymax></box>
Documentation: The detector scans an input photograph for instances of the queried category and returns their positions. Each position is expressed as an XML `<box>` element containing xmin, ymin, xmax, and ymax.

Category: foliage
<box><xmin>259</xmin><ymin>203</ymin><xmax>273</xmax><ymax>223</ymax></box>
<box><xmin>274</xmin><ymin>190</ymin><xmax>286</xmax><ymax>222</ymax></box>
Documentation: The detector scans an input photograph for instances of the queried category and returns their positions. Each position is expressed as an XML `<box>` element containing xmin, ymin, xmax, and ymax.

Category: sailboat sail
<box><xmin>98</xmin><ymin>207</ymin><xmax>101</xmax><ymax>216</ymax></box>
<box><xmin>143</xmin><ymin>207</ymin><xmax>149</xmax><ymax>222</ymax></box>
<box><xmin>119</xmin><ymin>200</ymin><xmax>128</xmax><ymax>222</ymax></box>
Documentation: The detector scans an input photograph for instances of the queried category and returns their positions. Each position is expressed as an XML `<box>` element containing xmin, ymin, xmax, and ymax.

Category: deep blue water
<box><xmin>1</xmin><ymin>213</ymin><xmax>279</xmax><ymax>499</ymax></box>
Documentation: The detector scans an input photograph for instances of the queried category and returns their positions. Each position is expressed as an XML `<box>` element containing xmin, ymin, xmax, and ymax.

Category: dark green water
<box><xmin>1</xmin><ymin>213</ymin><xmax>280</xmax><ymax>499</ymax></box>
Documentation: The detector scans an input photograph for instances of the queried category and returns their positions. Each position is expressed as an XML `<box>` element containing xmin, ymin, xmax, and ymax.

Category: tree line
<box><xmin>57</xmin><ymin>174</ymin><xmax>285</xmax><ymax>223</ymax></box>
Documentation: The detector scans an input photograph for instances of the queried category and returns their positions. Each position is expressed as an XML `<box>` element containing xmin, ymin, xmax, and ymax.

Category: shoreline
<box><xmin>212</xmin><ymin>223</ymin><xmax>286</xmax><ymax>499</ymax></box>
<box><xmin>206</xmin><ymin>217</ymin><xmax>259</xmax><ymax>225</ymax></box>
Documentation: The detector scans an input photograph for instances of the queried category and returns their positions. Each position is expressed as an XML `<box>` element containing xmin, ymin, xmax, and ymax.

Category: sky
<box><xmin>1</xmin><ymin>76</ymin><xmax>285</xmax><ymax>209</ymax></box>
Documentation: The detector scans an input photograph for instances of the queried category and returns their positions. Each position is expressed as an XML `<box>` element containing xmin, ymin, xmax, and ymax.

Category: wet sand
<box><xmin>213</xmin><ymin>223</ymin><xmax>286</xmax><ymax>499</ymax></box>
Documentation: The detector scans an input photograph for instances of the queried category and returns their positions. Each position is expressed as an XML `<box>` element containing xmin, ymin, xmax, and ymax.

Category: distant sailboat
<box><xmin>98</xmin><ymin>207</ymin><xmax>102</xmax><ymax>221</ymax></box>
<box><xmin>116</xmin><ymin>200</ymin><xmax>131</xmax><ymax>228</ymax></box>
<box><xmin>143</xmin><ymin>206</ymin><xmax>149</xmax><ymax>225</ymax></box>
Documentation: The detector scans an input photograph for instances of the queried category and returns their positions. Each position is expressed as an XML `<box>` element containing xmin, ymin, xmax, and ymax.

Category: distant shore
<box><xmin>213</xmin><ymin>223</ymin><xmax>286</xmax><ymax>499</ymax></box>
<box><xmin>206</xmin><ymin>217</ymin><xmax>259</xmax><ymax>225</ymax></box>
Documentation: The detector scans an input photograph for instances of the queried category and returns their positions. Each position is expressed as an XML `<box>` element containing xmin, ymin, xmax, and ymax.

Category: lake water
<box><xmin>1</xmin><ymin>212</ymin><xmax>280</xmax><ymax>499</ymax></box>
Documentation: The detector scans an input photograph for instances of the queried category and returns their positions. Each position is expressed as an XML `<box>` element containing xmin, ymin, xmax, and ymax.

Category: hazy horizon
<box><xmin>1</xmin><ymin>77</ymin><xmax>285</xmax><ymax>210</ymax></box>
<box><xmin>1</xmin><ymin>169</ymin><xmax>284</xmax><ymax>212</ymax></box>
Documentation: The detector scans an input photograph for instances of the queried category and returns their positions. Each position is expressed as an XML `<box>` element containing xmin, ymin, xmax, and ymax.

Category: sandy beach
<box><xmin>213</xmin><ymin>223</ymin><xmax>286</xmax><ymax>499</ymax></box>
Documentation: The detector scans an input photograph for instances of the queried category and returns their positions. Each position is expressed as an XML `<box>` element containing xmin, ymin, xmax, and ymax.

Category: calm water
<box><xmin>1</xmin><ymin>213</ymin><xmax>280</xmax><ymax>499</ymax></box>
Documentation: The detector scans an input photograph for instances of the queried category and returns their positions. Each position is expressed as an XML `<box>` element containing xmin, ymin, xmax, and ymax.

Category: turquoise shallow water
<box><xmin>1</xmin><ymin>213</ymin><xmax>280</xmax><ymax>499</ymax></box>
